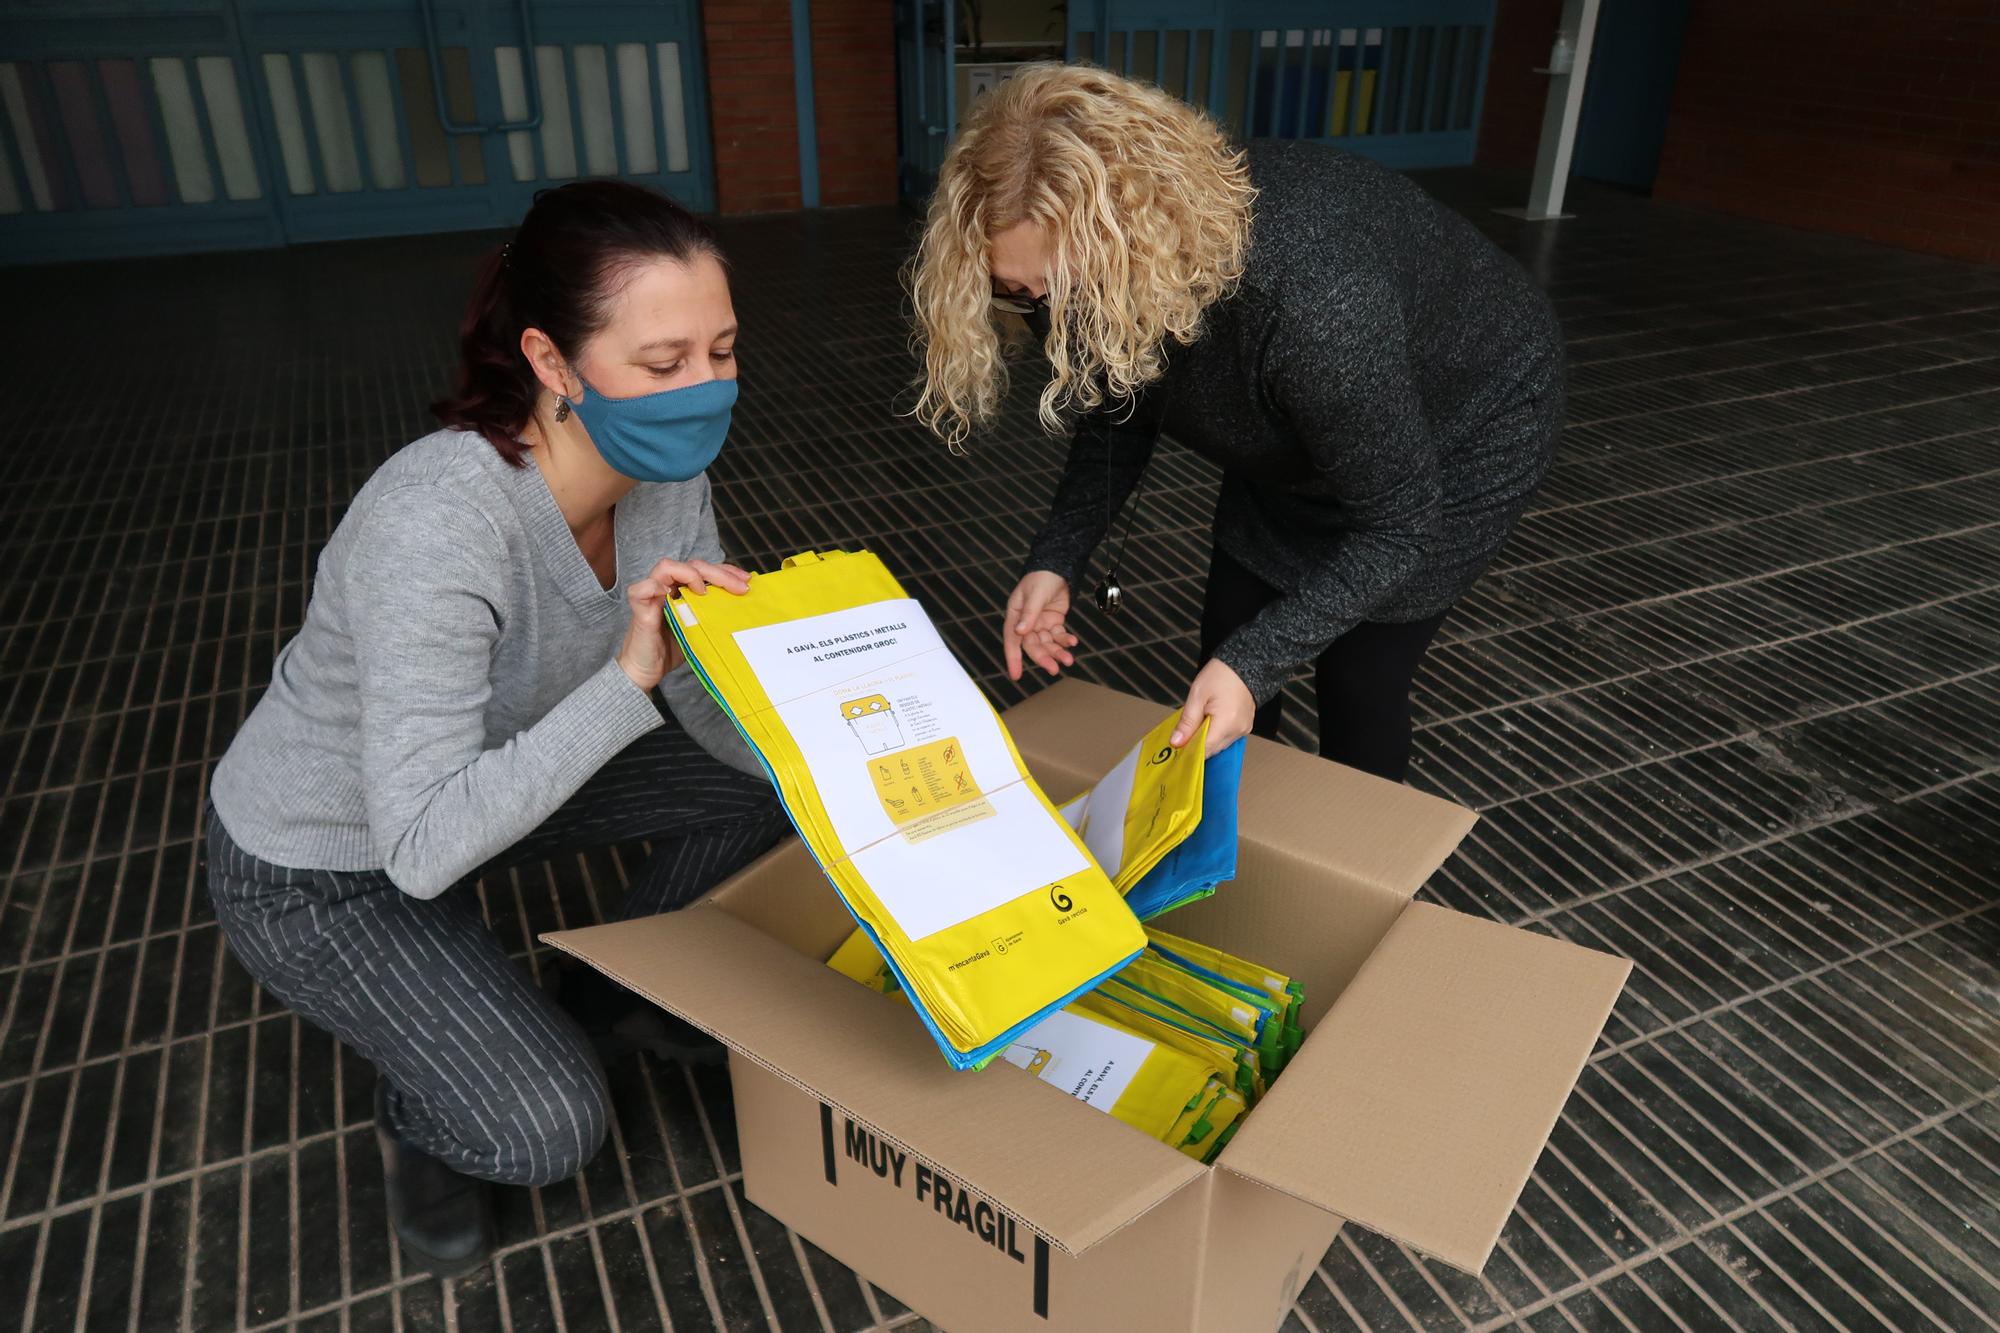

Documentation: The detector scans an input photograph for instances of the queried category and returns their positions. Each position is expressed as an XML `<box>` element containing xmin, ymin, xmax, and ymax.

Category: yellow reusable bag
<box><xmin>1071</xmin><ymin>990</ymin><xmax>1244</xmax><ymax>1082</ymax></box>
<box><xmin>821</xmin><ymin>928</ymin><xmax>1245</xmax><ymax>1152</ymax></box>
<box><xmin>1142</xmin><ymin>926</ymin><xmax>1295</xmax><ymax>1010</ymax></box>
<box><xmin>666</xmin><ymin>550</ymin><xmax>1144</xmax><ymax>1068</ymax></box>
<box><xmin>1144</xmin><ymin>925</ymin><xmax>1308</xmax><ymax>1065</ymax></box>
<box><xmin>1120</xmin><ymin>951</ymin><xmax>1288</xmax><ymax>1075</ymax></box>
<box><xmin>1000</xmin><ymin>1006</ymin><xmax>1227</xmax><ymax>1145</ymax></box>
<box><xmin>1073</xmin><ymin>987</ymin><xmax>1264</xmax><ymax>1102</ymax></box>
<box><xmin>826</xmin><ymin>927</ymin><xmax>900</xmax><ymax>994</ymax></box>
<box><xmin>1056</xmin><ymin>709</ymin><xmax>1210</xmax><ymax>896</ymax></box>
<box><xmin>1105</xmin><ymin>957</ymin><xmax>1274</xmax><ymax>1052</ymax></box>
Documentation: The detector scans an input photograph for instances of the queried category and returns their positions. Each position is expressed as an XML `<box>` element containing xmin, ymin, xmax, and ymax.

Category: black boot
<box><xmin>373</xmin><ymin>1077</ymin><xmax>496</xmax><ymax>1279</ymax></box>
<box><xmin>551</xmin><ymin>961</ymin><xmax>726</xmax><ymax>1067</ymax></box>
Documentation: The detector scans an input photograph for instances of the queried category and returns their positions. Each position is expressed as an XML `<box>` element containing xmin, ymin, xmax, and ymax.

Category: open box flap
<box><xmin>543</xmin><ymin>906</ymin><xmax>1206</xmax><ymax>1256</ymax></box>
<box><xmin>1005</xmin><ymin>680</ymin><xmax>1476</xmax><ymax>899</ymax></box>
<box><xmin>1216</xmin><ymin>903</ymin><xmax>1631</xmax><ymax>1273</ymax></box>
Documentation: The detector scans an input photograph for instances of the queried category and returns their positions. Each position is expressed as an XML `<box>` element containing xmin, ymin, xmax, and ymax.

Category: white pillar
<box><xmin>1497</xmin><ymin>0</ymin><xmax>1602</xmax><ymax>221</ymax></box>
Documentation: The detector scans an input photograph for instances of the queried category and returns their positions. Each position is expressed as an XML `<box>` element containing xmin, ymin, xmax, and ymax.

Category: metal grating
<box><xmin>2</xmin><ymin>171</ymin><xmax>1998</xmax><ymax>1330</ymax></box>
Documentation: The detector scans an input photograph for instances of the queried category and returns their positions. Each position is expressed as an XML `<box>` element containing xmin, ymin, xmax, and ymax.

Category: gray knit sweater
<box><xmin>1025</xmin><ymin>141</ymin><xmax>1567</xmax><ymax>704</ymax></box>
<box><xmin>209</xmin><ymin>429</ymin><xmax>760</xmax><ymax>898</ymax></box>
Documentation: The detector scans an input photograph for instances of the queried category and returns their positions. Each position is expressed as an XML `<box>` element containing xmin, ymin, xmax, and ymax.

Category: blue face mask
<box><xmin>565</xmin><ymin>373</ymin><xmax>737</xmax><ymax>483</ymax></box>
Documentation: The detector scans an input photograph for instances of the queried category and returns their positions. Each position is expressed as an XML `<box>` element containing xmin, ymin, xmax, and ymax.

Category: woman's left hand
<box><xmin>618</xmin><ymin>558</ymin><xmax>751</xmax><ymax>691</ymax></box>
<box><xmin>1170</xmin><ymin>659</ymin><xmax>1256</xmax><ymax>757</ymax></box>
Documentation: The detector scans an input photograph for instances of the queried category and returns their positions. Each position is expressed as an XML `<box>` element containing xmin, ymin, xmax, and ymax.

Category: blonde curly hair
<box><xmin>908</xmin><ymin>63</ymin><xmax>1256</xmax><ymax>450</ymax></box>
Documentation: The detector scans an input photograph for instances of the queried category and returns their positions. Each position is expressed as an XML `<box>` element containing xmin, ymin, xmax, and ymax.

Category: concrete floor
<box><xmin>2</xmin><ymin>171</ymin><xmax>1998</xmax><ymax>1331</ymax></box>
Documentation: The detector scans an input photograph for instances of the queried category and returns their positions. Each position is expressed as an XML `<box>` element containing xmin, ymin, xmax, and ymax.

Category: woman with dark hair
<box><xmin>204</xmin><ymin>180</ymin><xmax>787</xmax><ymax>1276</ymax></box>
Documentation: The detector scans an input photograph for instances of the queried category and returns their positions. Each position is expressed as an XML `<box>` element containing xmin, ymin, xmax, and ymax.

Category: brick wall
<box><xmin>699</xmin><ymin>0</ymin><xmax>898</xmax><ymax>212</ymax></box>
<box><xmin>811</xmin><ymin>0</ymin><xmax>899</xmax><ymax>206</ymax></box>
<box><xmin>1478</xmin><ymin>0</ymin><xmax>1563</xmax><ymax>170</ymax></box>
<box><xmin>1654</xmin><ymin>1</ymin><xmax>1999</xmax><ymax>265</ymax></box>
<box><xmin>701</xmin><ymin>0</ymin><xmax>805</xmax><ymax>213</ymax></box>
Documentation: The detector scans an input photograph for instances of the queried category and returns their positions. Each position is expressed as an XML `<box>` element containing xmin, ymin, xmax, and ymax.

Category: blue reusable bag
<box><xmin>1124</xmin><ymin>739</ymin><xmax>1245</xmax><ymax>921</ymax></box>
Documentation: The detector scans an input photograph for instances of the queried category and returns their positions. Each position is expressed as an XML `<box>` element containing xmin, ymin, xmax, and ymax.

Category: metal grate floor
<box><xmin>2</xmin><ymin>171</ymin><xmax>1997</xmax><ymax>1332</ymax></box>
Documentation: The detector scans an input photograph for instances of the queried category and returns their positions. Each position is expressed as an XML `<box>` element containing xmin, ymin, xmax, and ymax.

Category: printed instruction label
<box><xmin>868</xmin><ymin>735</ymin><xmax>994</xmax><ymax>841</ymax></box>
<box><xmin>732</xmin><ymin>599</ymin><xmax>1086</xmax><ymax>941</ymax></box>
<box><xmin>1001</xmin><ymin>1008</ymin><xmax>1150</xmax><ymax>1111</ymax></box>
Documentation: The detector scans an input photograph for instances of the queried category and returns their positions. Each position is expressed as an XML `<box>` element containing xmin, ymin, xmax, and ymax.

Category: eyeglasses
<box><xmin>990</xmin><ymin>285</ymin><xmax>1048</xmax><ymax>317</ymax></box>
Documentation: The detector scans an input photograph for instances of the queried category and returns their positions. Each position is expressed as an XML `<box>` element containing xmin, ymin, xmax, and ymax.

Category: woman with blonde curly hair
<box><xmin>910</xmin><ymin>64</ymin><xmax>1565</xmax><ymax>781</ymax></box>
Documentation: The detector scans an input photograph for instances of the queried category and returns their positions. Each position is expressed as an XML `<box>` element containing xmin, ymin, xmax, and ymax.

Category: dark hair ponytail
<box><xmin>431</xmin><ymin>180</ymin><xmax>725</xmax><ymax>466</ymax></box>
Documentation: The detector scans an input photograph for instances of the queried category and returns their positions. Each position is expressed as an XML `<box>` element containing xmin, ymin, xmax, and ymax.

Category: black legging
<box><xmin>1198</xmin><ymin>546</ymin><xmax>1447</xmax><ymax>783</ymax></box>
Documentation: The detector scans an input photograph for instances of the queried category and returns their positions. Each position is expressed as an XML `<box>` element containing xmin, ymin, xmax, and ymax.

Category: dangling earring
<box><xmin>554</xmin><ymin>397</ymin><xmax>571</xmax><ymax>423</ymax></box>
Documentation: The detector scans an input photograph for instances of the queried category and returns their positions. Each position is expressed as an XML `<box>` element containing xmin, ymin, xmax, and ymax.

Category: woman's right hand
<box><xmin>619</xmin><ymin>558</ymin><xmax>751</xmax><ymax>691</ymax></box>
<box><xmin>1004</xmin><ymin>570</ymin><xmax>1079</xmax><ymax>680</ymax></box>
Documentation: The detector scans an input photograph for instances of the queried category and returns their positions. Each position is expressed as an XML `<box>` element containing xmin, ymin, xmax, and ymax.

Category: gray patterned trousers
<box><xmin>204</xmin><ymin>718</ymin><xmax>787</xmax><ymax>1187</ymax></box>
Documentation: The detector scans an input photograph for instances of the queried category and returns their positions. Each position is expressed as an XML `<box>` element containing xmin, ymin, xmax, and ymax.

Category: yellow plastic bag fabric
<box><xmin>1143</xmin><ymin>925</ymin><xmax>1308</xmax><ymax>1066</ymax></box>
<box><xmin>1000</xmin><ymin>1006</ymin><xmax>1226</xmax><ymax>1144</ymax></box>
<box><xmin>825</xmin><ymin>923</ymin><xmax>1265</xmax><ymax>1099</ymax></box>
<box><xmin>1093</xmin><ymin>976</ymin><xmax>1264</xmax><ymax>1095</ymax></box>
<box><xmin>819</xmin><ymin>918</ymin><xmax>1263</xmax><ymax>1096</ymax></box>
<box><xmin>667</xmin><ymin>549</ymin><xmax>1144</xmax><ymax>1068</ymax></box>
<box><xmin>1142</xmin><ymin>926</ymin><xmax>1294</xmax><ymax>1010</ymax></box>
<box><xmin>1072</xmin><ymin>987</ymin><xmax>1264</xmax><ymax>1102</ymax></box>
<box><xmin>1106</xmin><ymin>955</ymin><xmax>1276</xmax><ymax>1053</ymax></box>
<box><xmin>826</xmin><ymin>927</ymin><xmax>899</xmax><ymax>994</ymax></box>
<box><xmin>1056</xmin><ymin>709</ymin><xmax>1209</xmax><ymax>896</ymax></box>
<box><xmin>1071</xmin><ymin>990</ymin><xmax>1244</xmax><ymax>1082</ymax></box>
<box><xmin>824</xmin><ymin>928</ymin><xmax>1240</xmax><ymax>1152</ymax></box>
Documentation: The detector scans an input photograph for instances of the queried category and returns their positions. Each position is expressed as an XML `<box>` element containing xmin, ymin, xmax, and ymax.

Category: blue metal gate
<box><xmin>0</xmin><ymin>0</ymin><xmax>714</xmax><ymax>264</ymax></box>
<box><xmin>894</xmin><ymin>0</ymin><xmax>953</xmax><ymax>204</ymax></box>
<box><xmin>1066</xmin><ymin>0</ymin><xmax>1495</xmax><ymax>169</ymax></box>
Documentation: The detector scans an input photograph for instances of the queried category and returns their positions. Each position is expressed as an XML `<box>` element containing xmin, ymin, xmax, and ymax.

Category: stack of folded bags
<box><xmin>666</xmin><ymin>549</ymin><xmax>1148</xmax><ymax>1070</ymax></box>
<box><xmin>668</xmin><ymin>544</ymin><xmax>1296</xmax><ymax>1149</ymax></box>
<box><xmin>830</xmin><ymin>922</ymin><xmax>1303</xmax><ymax>1163</ymax></box>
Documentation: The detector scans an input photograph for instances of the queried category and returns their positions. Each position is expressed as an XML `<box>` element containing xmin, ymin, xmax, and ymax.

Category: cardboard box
<box><xmin>548</xmin><ymin>681</ymin><xmax>1630</xmax><ymax>1332</ymax></box>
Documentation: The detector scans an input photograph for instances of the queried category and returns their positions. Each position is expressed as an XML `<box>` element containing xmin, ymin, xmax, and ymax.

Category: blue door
<box><xmin>0</xmin><ymin>0</ymin><xmax>715</xmax><ymax>264</ymax></box>
<box><xmin>895</xmin><ymin>0</ymin><xmax>953</xmax><ymax>205</ymax></box>
<box><xmin>1572</xmin><ymin>0</ymin><xmax>1690</xmax><ymax>191</ymax></box>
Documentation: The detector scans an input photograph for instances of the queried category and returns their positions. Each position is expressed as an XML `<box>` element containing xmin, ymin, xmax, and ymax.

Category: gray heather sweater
<box><xmin>209</xmin><ymin>429</ymin><xmax>760</xmax><ymax>898</ymax></box>
<box><xmin>1026</xmin><ymin>141</ymin><xmax>1567</xmax><ymax>704</ymax></box>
